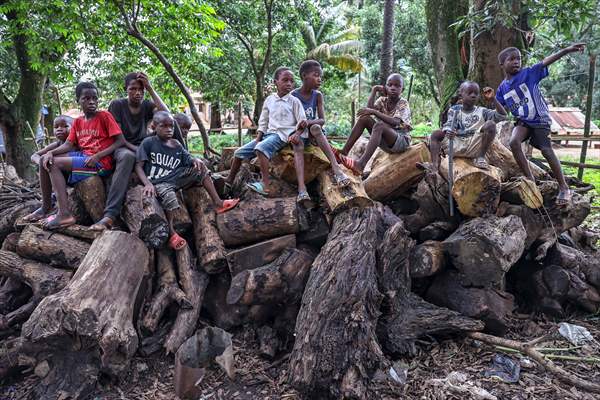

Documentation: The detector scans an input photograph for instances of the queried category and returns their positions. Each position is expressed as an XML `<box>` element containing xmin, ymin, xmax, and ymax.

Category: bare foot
<box><xmin>22</xmin><ymin>207</ymin><xmax>51</xmax><ymax>223</ymax></box>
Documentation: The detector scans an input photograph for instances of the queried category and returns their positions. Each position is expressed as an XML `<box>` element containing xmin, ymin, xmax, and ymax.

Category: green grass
<box><xmin>558</xmin><ymin>155</ymin><xmax>600</xmax><ymax>207</ymax></box>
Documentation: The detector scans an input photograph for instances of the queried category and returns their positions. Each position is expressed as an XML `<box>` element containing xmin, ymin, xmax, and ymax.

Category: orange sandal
<box><xmin>169</xmin><ymin>233</ymin><xmax>187</xmax><ymax>251</ymax></box>
<box><xmin>340</xmin><ymin>156</ymin><xmax>362</xmax><ymax>176</ymax></box>
<box><xmin>216</xmin><ymin>198</ymin><xmax>240</xmax><ymax>214</ymax></box>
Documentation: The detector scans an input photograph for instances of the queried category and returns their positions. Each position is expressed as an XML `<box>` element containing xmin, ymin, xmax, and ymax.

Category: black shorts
<box><xmin>515</xmin><ymin>120</ymin><xmax>552</xmax><ymax>150</ymax></box>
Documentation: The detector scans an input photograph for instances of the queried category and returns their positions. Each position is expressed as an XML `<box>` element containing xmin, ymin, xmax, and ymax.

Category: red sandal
<box><xmin>169</xmin><ymin>232</ymin><xmax>187</xmax><ymax>251</ymax></box>
<box><xmin>216</xmin><ymin>198</ymin><xmax>240</xmax><ymax>214</ymax></box>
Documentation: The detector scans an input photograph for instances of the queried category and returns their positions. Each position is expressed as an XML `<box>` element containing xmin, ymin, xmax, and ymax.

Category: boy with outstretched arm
<box><xmin>429</xmin><ymin>81</ymin><xmax>506</xmax><ymax>171</ymax></box>
<box><xmin>30</xmin><ymin>115</ymin><xmax>73</xmax><ymax>166</ymax></box>
<box><xmin>291</xmin><ymin>60</ymin><xmax>350</xmax><ymax>189</ymax></box>
<box><xmin>136</xmin><ymin>111</ymin><xmax>239</xmax><ymax>250</ymax></box>
<box><xmin>496</xmin><ymin>43</ymin><xmax>585</xmax><ymax>205</ymax></box>
<box><xmin>225</xmin><ymin>67</ymin><xmax>308</xmax><ymax>201</ymax></box>
<box><xmin>339</xmin><ymin>73</ymin><xmax>412</xmax><ymax>174</ymax></box>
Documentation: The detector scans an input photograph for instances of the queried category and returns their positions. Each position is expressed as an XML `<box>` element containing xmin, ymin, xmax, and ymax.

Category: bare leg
<box><xmin>165</xmin><ymin>210</ymin><xmax>176</xmax><ymax>236</ymax></box>
<box><xmin>429</xmin><ymin>130</ymin><xmax>446</xmax><ymax>172</ymax></box>
<box><xmin>255</xmin><ymin>151</ymin><xmax>271</xmax><ymax>191</ymax></box>
<box><xmin>310</xmin><ymin>125</ymin><xmax>344</xmax><ymax>177</ymax></box>
<box><xmin>292</xmin><ymin>140</ymin><xmax>307</xmax><ymax>194</ymax></box>
<box><xmin>509</xmin><ymin>126</ymin><xmax>535</xmax><ymax>181</ymax></box>
<box><xmin>202</xmin><ymin>175</ymin><xmax>224</xmax><ymax>208</ymax></box>
<box><xmin>541</xmin><ymin>147</ymin><xmax>569</xmax><ymax>192</ymax></box>
<box><xmin>47</xmin><ymin>158</ymin><xmax>75</xmax><ymax>224</ymax></box>
<box><xmin>478</xmin><ymin>121</ymin><xmax>496</xmax><ymax>159</ymax></box>
<box><xmin>226</xmin><ymin>157</ymin><xmax>243</xmax><ymax>185</ymax></box>
<box><xmin>356</xmin><ymin>122</ymin><xmax>398</xmax><ymax>171</ymax></box>
<box><xmin>341</xmin><ymin>116</ymin><xmax>375</xmax><ymax>155</ymax></box>
<box><xmin>23</xmin><ymin>166</ymin><xmax>54</xmax><ymax>221</ymax></box>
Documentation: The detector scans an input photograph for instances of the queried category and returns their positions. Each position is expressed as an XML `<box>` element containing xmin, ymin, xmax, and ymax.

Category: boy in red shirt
<box><xmin>23</xmin><ymin>82</ymin><xmax>126</xmax><ymax>229</ymax></box>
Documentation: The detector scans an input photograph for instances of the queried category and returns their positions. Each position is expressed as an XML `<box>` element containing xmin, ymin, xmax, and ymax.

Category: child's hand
<box><xmin>288</xmin><ymin>133</ymin><xmax>301</xmax><ymax>145</ymax></box>
<box><xmin>255</xmin><ymin>131</ymin><xmax>264</xmax><ymax>142</ymax></box>
<box><xmin>137</xmin><ymin>72</ymin><xmax>151</xmax><ymax>89</ymax></box>
<box><xmin>357</xmin><ymin>108</ymin><xmax>375</xmax><ymax>118</ymax></box>
<box><xmin>482</xmin><ymin>87</ymin><xmax>495</xmax><ymax>102</ymax></box>
<box><xmin>84</xmin><ymin>154</ymin><xmax>101</xmax><ymax>168</ymax></box>
<box><xmin>192</xmin><ymin>158</ymin><xmax>207</xmax><ymax>173</ymax></box>
<box><xmin>297</xmin><ymin>120</ymin><xmax>307</xmax><ymax>130</ymax></box>
<box><xmin>41</xmin><ymin>153</ymin><xmax>53</xmax><ymax>171</ymax></box>
<box><xmin>445</xmin><ymin>130</ymin><xmax>457</xmax><ymax>139</ymax></box>
<box><xmin>566</xmin><ymin>43</ymin><xmax>586</xmax><ymax>53</ymax></box>
<box><xmin>143</xmin><ymin>183</ymin><xmax>156</xmax><ymax>197</ymax></box>
<box><xmin>372</xmin><ymin>85</ymin><xmax>386</xmax><ymax>95</ymax></box>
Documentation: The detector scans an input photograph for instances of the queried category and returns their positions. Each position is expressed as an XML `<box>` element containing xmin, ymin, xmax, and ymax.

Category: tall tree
<box><xmin>379</xmin><ymin>0</ymin><xmax>395</xmax><ymax>82</ymax></box>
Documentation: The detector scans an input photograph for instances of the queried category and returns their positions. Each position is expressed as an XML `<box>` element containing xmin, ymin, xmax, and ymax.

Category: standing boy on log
<box><xmin>291</xmin><ymin>60</ymin><xmax>350</xmax><ymax>188</ymax></box>
<box><xmin>496</xmin><ymin>43</ymin><xmax>585</xmax><ymax>206</ymax></box>
<box><xmin>23</xmin><ymin>82</ymin><xmax>126</xmax><ymax>229</ymax></box>
<box><xmin>337</xmin><ymin>73</ymin><xmax>412</xmax><ymax>175</ymax></box>
<box><xmin>135</xmin><ymin>111</ymin><xmax>239</xmax><ymax>250</ymax></box>
<box><xmin>225</xmin><ymin>67</ymin><xmax>308</xmax><ymax>201</ymax></box>
<box><xmin>428</xmin><ymin>81</ymin><xmax>506</xmax><ymax>171</ymax></box>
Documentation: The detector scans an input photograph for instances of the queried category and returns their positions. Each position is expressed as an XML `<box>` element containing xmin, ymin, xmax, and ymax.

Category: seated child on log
<box><xmin>338</xmin><ymin>73</ymin><xmax>412</xmax><ymax>175</ymax></box>
<box><xmin>30</xmin><ymin>115</ymin><xmax>73</xmax><ymax>166</ymax></box>
<box><xmin>136</xmin><ymin>111</ymin><xmax>239</xmax><ymax>250</ymax></box>
<box><xmin>23</xmin><ymin>82</ymin><xmax>126</xmax><ymax>229</ymax></box>
<box><xmin>429</xmin><ymin>81</ymin><xmax>507</xmax><ymax>171</ymax></box>
<box><xmin>290</xmin><ymin>60</ymin><xmax>350</xmax><ymax>193</ymax></box>
<box><xmin>496</xmin><ymin>43</ymin><xmax>585</xmax><ymax>206</ymax></box>
<box><xmin>174</xmin><ymin>113</ymin><xmax>192</xmax><ymax>144</ymax></box>
<box><xmin>225</xmin><ymin>67</ymin><xmax>307</xmax><ymax>199</ymax></box>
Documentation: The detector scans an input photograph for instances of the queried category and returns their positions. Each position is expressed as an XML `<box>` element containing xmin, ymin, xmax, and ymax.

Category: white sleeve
<box><xmin>257</xmin><ymin>97</ymin><xmax>270</xmax><ymax>133</ymax></box>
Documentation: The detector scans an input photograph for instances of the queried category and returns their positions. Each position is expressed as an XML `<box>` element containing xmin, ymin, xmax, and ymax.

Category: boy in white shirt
<box><xmin>226</xmin><ymin>67</ymin><xmax>308</xmax><ymax>200</ymax></box>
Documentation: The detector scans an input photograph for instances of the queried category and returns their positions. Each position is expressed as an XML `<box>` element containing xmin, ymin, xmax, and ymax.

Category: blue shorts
<box><xmin>68</xmin><ymin>151</ymin><xmax>110</xmax><ymax>184</ymax></box>
<box><xmin>234</xmin><ymin>132</ymin><xmax>287</xmax><ymax>160</ymax></box>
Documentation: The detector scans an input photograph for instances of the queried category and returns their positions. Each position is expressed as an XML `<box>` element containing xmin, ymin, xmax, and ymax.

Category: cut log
<box><xmin>289</xmin><ymin>207</ymin><xmax>389</xmax><ymax>399</ymax></box>
<box><xmin>363</xmin><ymin>142</ymin><xmax>430</xmax><ymax>201</ymax></box>
<box><xmin>500</xmin><ymin>178</ymin><xmax>543</xmax><ymax>209</ymax></box>
<box><xmin>318</xmin><ymin>166</ymin><xmax>373</xmax><ymax>214</ymax></box>
<box><xmin>426</xmin><ymin>270</ymin><xmax>514</xmax><ymax>335</ymax></box>
<box><xmin>67</xmin><ymin>187</ymin><xmax>93</xmax><ymax>226</ymax></box>
<box><xmin>203</xmin><ymin>273</ymin><xmax>248</xmax><ymax>329</ymax></box>
<box><xmin>0</xmin><ymin>250</ymin><xmax>70</xmax><ymax>330</ymax></box>
<box><xmin>184</xmin><ymin>186</ymin><xmax>227</xmax><ymax>274</ymax></box>
<box><xmin>171</xmin><ymin>191</ymin><xmax>193</xmax><ymax>234</ymax></box>
<box><xmin>443</xmin><ymin>215</ymin><xmax>526</xmax><ymax>289</ymax></box>
<box><xmin>142</xmin><ymin>249</ymin><xmax>191</xmax><ymax>333</ymax></box>
<box><xmin>487</xmin><ymin>139</ymin><xmax>547</xmax><ymax>180</ymax></box>
<box><xmin>547</xmin><ymin>244</ymin><xmax>600</xmax><ymax>290</ymax></box>
<box><xmin>346</xmin><ymin>137</ymin><xmax>381</xmax><ymax>175</ymax></box>
<box><xmin>226</xmin><ymin>234</ymin><xmax>296</xmax><ymax>276</ymax></box>
<box><xmin>55</xmin><ymin>223</ymin><xmax>102</xmax><ymax>242</ymax></box>
<box><xmin>270</xmin><ymin>145</ymin><xmax>330</xmax><ymax>185</ymax></box>
<box><xmin>1</xmin><ymin>232</ymin><xmax>20</xmax><ymax>252</ymax></box>
<box><xmin>227</xmin><ymin>247</ymin><xmax>315</xmax><ymax>306</ymax></box>
<box><xmin>296</xmin><ymin>209</ymin><xmax>330</xmax><ymax>247</ymax></box>
<box><xmin>0</xmin><ymin>200</ymin><xmax>40</xmax><ymax>243</ymax></box>
<box><xmin>16</xmin><ymin>225</ymin><xmax>90</xmax><ymax>269</ymax></box>
<box><xmin>418</xmin><ymin>221</ymin><xmax>457</xmax><ymax>242</ymax></box>
<box><xmin>0</xmin><ymin>276</ymin><xmax>31</xmax><ymax>316</ymax></box>
<box><xmin>164</xmin><ymin>244</ymin><xmax>210</xmax><ymax>355</ymax></box>
<box><xmin>20</xmin><ymin>231</ymin><xmax>148</xmax><ymax>399</ymax></box>
<box><xmin>74</xmin><ymin>175</ymin><xmax>106</xmax><ymax>223</ymax></box>
<box><xmin>217</xmin><ymin>197</ymin><xmax>299</xmax><ymax>247</ymax></box>
<box><xmin>409</xmin><ymin>240</ymin><xmax>446</xmax><ymax>278</ymax></box>
<box><xmin>218</xmin><ymin>146</ymin><xmax>238</xmax><ymax>171</ymax></box>
<box><xmin>122</xmin><ymin>185</ymin><xmax>169</xmax><ymax>248</ymax></box>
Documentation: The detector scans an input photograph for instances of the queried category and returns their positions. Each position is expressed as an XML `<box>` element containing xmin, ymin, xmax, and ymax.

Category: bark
<box><xmin>0</xmin><ymin>200</ymin><xmax>40</xmax><ymax>243</ymax></box>
<box><xmin>203</xmin><ymin>272</ymin><xmax>248</xmax><ymax>330</ymax></box>
<box><xmin>296</xmin><ymin>208</ymin><xmax>330</xmax><ymax>247</ymax></box>
<box><xmin>67</xmin><ymin>187</ymin><xmax>93</xmax><ymax>226</ymax></box>
<box><xmin>487</xmin><ymin>139</ymin><xmax>547</xmax><ymax>181</ymax></box>
<box><xmin>16</xmin><ymin>225</ymin><xmax>90</xmax><ymax>269</ymax></box>
<box><xmin>218</xmin><ymin>147</ymin><xmax>238</xmax><ymax>172</ymax></box>
<box><xmin>409</xmin><ymin>240</ymin><xmax>446</xmax><ymax>278</ymax></box>
<box><xmin>1</xmin><ymin>232</ymin><xmax>20</xmax><ymax>252</ymax></box>
<box><xmin>547</xmin><ymin>243</ymin><xmax>600</xmax><ymax>290</ymax></box>
<box><xmin>270</xmin><ymin>146</ymin><xmax>330</xmax><ymax>185</ymax></box>
<box><xmin>74</xmin><ymin>175</ymin><xmax>106</xmax><ymax>223</ymax></box>
<box><xmin>122</xmin><ymin>185</ymin><xmax>169</xmax><ymax>248</ymax></box>
<box><xmin>379</xmin><ymin>0</ymin><xmax>395</xmax><ymax>82</ymax></box>
<box><xmin>318</xmin><ymin>166</ymin><xmax>372</xmax><ymax>214</ymax></box>
<box><xmin>21</xmin><ymin>231</ymin><xmax>148</xmax><ymax>399</ymax></box>
<box><xmin>226</xmin><ymin>234</ymin><xmax>296</xmax><ymax>276</ymax></box>
<box><xmin>170</xmin><ymin>191</ymin><xmax>192</xmax><ymax>234</ymax></box>
<box><xmin>209</xmin><ymin>101</ymin><xmax>222</xmax><ymax>130</ymax></box>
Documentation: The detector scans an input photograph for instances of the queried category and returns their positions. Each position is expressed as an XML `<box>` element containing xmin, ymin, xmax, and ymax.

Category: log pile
<box><xmin>1</xmin><ymin>124</ymin><xmax>599</xmax><ymax>398</ymax></box>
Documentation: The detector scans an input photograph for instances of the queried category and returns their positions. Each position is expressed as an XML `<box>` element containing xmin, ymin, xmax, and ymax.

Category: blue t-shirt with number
<box><xmin>495</xmin><ymin>62</ymin><xmax>551</xmax><ymax>128</ymax></box>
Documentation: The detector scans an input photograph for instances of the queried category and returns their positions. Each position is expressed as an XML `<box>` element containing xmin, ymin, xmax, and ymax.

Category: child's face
<box><xmin>460</xmin><ymin>83</ymin><xmax>480</xmax><ymax>107</ymax></box>
<box><xmin>303</xmin><ymin>68</ymin><xmax>322</xmax><ymax>90</ymax></box>
<box><xmin>79</xmin><ymin>88</ymin><xmax>98</xmax><ymax>115</ymax></box>
<box><xmin>178</xmin><ymin>121</ymin><xmax>191</xmax><ymax>139</ymax></box>
<box><xmin>126</xmin><ymin>79</ymin><xmax>145</xmax><ymax>105</ymax></box>
<box><xmin>274</xmin><ymin>70</ymin><xmax>295</xmax><ymax>96</ymax></box>
<box><xmin>53</xmin><ymin>118</ymin><xmax>71</xmax><ymax>142</ymax></box>
<box><xmin>385</xmin><ymin>77</ymin><xmax>403</xmax><ymax>98</ymax></box>
<box><xmin>155</xmin><ymin>116</ymin><xmax>175</xmax><ymax>140</ymax></box>
<box><xmin>501</xmin><ymin>51</ymin><xmax>522</xmax><ymax>75</ymax></box>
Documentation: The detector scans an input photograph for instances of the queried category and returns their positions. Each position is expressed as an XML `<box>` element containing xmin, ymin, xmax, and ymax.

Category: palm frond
<box><xmin>329</xmin><ymin>40</ymin><xmax>363</xmax><ymax>56</ymax></box>
<box><xmin>325</xmin><ymin>54</ymin><xmax>365</xmax><ymax>73</ymax></box>
<box><xmin>326</xmin><ymin>26</ymin><xmax>360</xmax><ymax>43</ymax></box>
<box><xmin>307</xmin><ymin>43</ymin><xmax>331</xmax><ymax>60</ymax></box>
<box><xmin>299</xmin><ymin>23</ymin><xmax>317</xmax><ymax>51</ymax></box>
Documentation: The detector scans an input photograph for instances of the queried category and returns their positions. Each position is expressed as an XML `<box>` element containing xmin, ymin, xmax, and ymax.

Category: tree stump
<box><xmin>16</xmin><ymin>225</ymin><xmax>90</xmax><ymax>269</ymax></box>
<box><xmin>122</xmin><ymin>185</ymin><xmax>169</xmax><ymax>248</ymax></box>
<box><xmin>409</xmin><ymin>240</ymin><xmax>446</xmax><ymax>278</ymax></box>
<box><xmin>270</xmin><ymin>145</ymin><xmax>330</xmax><ymax>184</ymax></box>
<box><xmin>318</xmin><ymin>166</ymin><xmax>373</xmax><ymax>214</ymax></box>
<box><xmin>217</xmin><ymin>197</ymin><xmax>299</xmax><ymax>247</ymax></box>
<box><xmin>363</xmin><ymin>142</ymin><xmax>430</xmax><ymax>201</ymax></box>
<box><xmin>20</xmin><ymin>231</ymin><xmax>148</xmax><ymax>399</ymax></box>
<box><xmin>74</xmin><ymin>175</ymin><xmax>106</xmax><ymax>222</ymax></box>
<box><xmin>226</xmin><ymin>234</ymin><xmax>296</xmax><ymax>276</ymax></box>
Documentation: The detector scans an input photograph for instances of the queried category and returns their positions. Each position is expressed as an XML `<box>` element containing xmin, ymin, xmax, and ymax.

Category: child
<box><xmin>429</xmin><ymin>81</ymin><xmax>506</xmax><ymax>171</ymax></box>
<box><xmin>174</xmin><ymin>113</ymin><xmax>192</xmax><ymax>142</ymax></box>
<box><xmin>339</xmin><ymin>73</ymin><xmax>412</xmax><ymax>174</ymax></box>
<box><xmin>23</xmin><ymin>82</ymin><xmax>126</xmax><ymax>229</ymax></box>
<box><xmin>30</xmin><ymin>115</ymin><xmax>73</xmax><ymax>166</ymax></box>
<box><xmin>225</xmin><ymin>67</ymin><xmax>307</xmax><ymax>200</ymax></box>
<box><xmin>136</xmin><ymin>111</ymin><xmax>239</xmax><ymax>250</ymax></box>
<box><xmin>496</xmin><ymin>43</ymin><xmax>585</xmax><ymax>205</ymax></box>
<box><xmin>291</xmin><ymin>60</ymin><xmax>349</xmax><ymax>190</ymax></box>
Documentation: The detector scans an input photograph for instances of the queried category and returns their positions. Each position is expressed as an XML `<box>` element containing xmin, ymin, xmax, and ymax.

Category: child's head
<box><xmin>385</xmin><ymin>73</ymin><xmax>404</xmax><ymax>99</ymax></box>
<box><xmin>174</xmin><ymin>113</ymin><xmax>192</xmax><ymax>139</ymax></box>
<box><xmin>75</xmin><ymin>82</ymin><xmax>98</xmax><ymax>115</ymax></box>
<box><xmin>458</xmin><ymin>81</ymin><xmax>480</xmax><ymax>107</ymax></box>
<box><xmin>299</xmin><ymin>60</ymin><xmax>322</xmax><ymax>90</ymax></box>
<box><xmin>153</xmin><ymin>111</ymin><xmax>174</xmax><ymax>141</ymax></box>
<box><xmin>124</xmin><ymin>72</ymin><xmax>145</xmax><ymax>106</ymax></box>
<box><xmin>53</xmin><ymin>115</ymin><xmax>73</xmax><ymax>142</ymax></box>
<box><xmin>273</xmin><ymin>67</ymin><xmax>295</xmax><ymax>96</ymax></box>
<box><xmin>498</xmin><ymin>47</ymin><xmax>522</xmax><ymax>75</ymax></box>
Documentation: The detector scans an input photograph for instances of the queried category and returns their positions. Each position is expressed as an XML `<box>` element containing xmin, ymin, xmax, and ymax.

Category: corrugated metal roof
<box><xmin>549</xmin><ymin>107</ymin><xmax>599</xmax><ymax>133</ymax></box>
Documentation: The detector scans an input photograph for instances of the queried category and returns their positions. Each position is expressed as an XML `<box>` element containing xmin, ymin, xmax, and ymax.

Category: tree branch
<box><xmin>234</xmin><ymin>31</ymin><xmax>259</xmax><ymax>79</ymax></box>
<box><xmin>259</xmin><ymin>0</ymin><xmax>274</xmax><ymax>76</ymax></box>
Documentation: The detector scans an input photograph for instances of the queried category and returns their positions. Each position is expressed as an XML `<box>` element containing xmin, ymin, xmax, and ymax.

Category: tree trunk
<box><xmin>379</xmin><ymin>0</ymin><xmax>395</xmax><ymax>82</ymax></box>
<box><xmin>270</xmin><ymin>146</ymin><xmax>331</xmax><ymax>185</ymax></box>
<box><xmin>226</xmin><ymin>234</ymin><xmax>296</xmax><ymax>276</ymax></box>
<box><xmin>203</xmin><ymin>272</ymin><xmax>249</xmax><ymax>330</ymax></box>
<box><xmin>210</xmin><ymin>101</ymin><xmax>222</xmax><ymax>130</ymax></box>
<box><xmin>122</xmin><ymin>185</ymin><xmax>169</xmax><ymax>248</ymax></box>
<box><xmin>252</xmin><ymin>77</ymin><xmax>265</xmax><ymax>131</ymax></box>
<box><xmin>16</xmin><ymin>225</ymin><xmax>90</xmax><ymax>269</ymax></box>
<box><xmin>21</xmin><ymin>231</ymin><xmax>148</xmax><ymax>399</ymax></box>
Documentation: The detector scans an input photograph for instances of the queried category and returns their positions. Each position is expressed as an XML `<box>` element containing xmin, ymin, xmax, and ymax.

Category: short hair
<box><xmin>153</xmin><ymin>110</ymin><xmax>173</xmax><ymax>124</ymax></box>
<box><xmin>75</xmin><ymin>82</ymin><xmax>97</xmax><ymax>100</ymax></box>
<box><xmin>124</xmin><ymin>72</ymin><xmax>142</xmax><ymax>91</ymax></box>
<box><xmin>54</xmin><ymin>115</ymin><xmax>74</xmax><ymax>125</ymax></box>
<box><xmin>273</xmin><ymin>67</ymin><xmax>291</xmax><ymax>80</ymax></box>
<box><xmin>498</xmin><ymin>47</ymin><xmax>520</xmax><ymax>64</ymax></box>
<box><xmin>299</xmin><ymin>60</ymin><xmax>322</xmax><ymax>78</ymax></box>
<box><xmin>174</xmin><ymin>113</ymin><xmax>192</xmax><ymax>127</ymax></box>
<box><xmin>459</xmin><ymin>80</ymin><xmax>480</xmax><ymax>92</ymax></box>
<box><xmin>386</xmin><ymin>73</ymin><xmax>404</xmax><ymax>86</ymax></box>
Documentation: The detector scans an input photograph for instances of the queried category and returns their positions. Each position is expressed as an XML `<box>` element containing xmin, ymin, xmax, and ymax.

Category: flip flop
<box><xmin>42</xmin><ymin>215</ymin><xmax>76</xmax><ymax>231</ymax></box>
<box><xmin>340</xmin><ymin>156</ymin><xmax>362</xmax><ymax>176</ymax></box>
<box><xmin>332</xmin><ymin>148</ymin><xmax>344</xmax><ymax>164</ymax></box>
<box><xmin>169</xmin><ymin>232</ymin><xmax>187</xmax><ymax>251</ymax></box>
<box><xmin>89</xmin><ymin>216</ymin><xmax>114</xmax><ymax>231</ymax></box>
<box><xmin>333</xmin><ymin>171</ymin><xmax>351</xmax><ymax>187</ymax></box>
<box><xmin>22</xmin><ymin>207</ymin><xmax>50</xmax><ymax>223</ymax></box>
<box><xmin>555</xmin><ymin>189</ymin><xmax>573</xmax><ymax>207</ymax></box>
<box><xmin>473</xmin><ymin>157</ymin><xmax>490</xmax><ymax>169</ymax></box>
<box><xmin>216</xmin><ymin>198</ymin><xmax>240</xmax><ymax>214</ymax></box>
<box><xmin>246</xmin><ymin>181</ymin><xmax>268</xmax><ymax>196</ymax></box>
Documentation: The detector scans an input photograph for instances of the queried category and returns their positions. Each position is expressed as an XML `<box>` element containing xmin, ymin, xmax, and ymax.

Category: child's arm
<box><xmin>137</xmin><ymin>72</ymin><xmax>169</xmax><ymax>113</ymax></box>
<box><xmin>84</xmin><ymin>134</ymin><xmax>126</xmax><ymax>167</ymax></box>
<box><xmin>31</xmin><ymin>141</ymin><xmax>60</xmax><ymax>165</ymax></box>
<box><xmin>370</xmin><ymin>110</ymin><xmax>403</xmax><ymax>127</ymax></box>
<box><xmin>135</xmin><ymin>160</ymin><xmax>156</xmax><ymax>197</ymax></box>
<box><xmin>482</xmin><ymin>87</ymin><xmax>507</xmax><ymax>116</ymax></box>
<box><xmin>40</xmin><ymin>140</ymin><xmax>76</xmax><ymax>170</ymax></box>
<box><xmin>367</xmin><ymin>85</ymin><xmax>385</xmax><ymax>108</ymax></box>
<box><xmin>307</xmin><ymin>92</ymin><xmax>325</xmax><ymax>127</ymax></box>
<box><xmin>542</xmin><ymin>43</ymin><xmax>585</xmax><ymax>67</ymax></box>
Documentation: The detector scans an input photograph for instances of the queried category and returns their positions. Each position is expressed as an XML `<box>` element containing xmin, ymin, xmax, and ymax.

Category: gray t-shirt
<box><xmin>442</xmin><ymin>105</ymin><xmax>506</xmax><ymax>135</ymax></box>
<box><xmin>137</xmin><ymin>135</ymin><xmax>194</xmax><ymax>184</ymax></box>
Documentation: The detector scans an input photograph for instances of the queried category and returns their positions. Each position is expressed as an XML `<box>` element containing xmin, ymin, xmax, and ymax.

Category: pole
<box><xmin>351</xmin><ymin>99</ymin><xmax>356</xmax><ymax>128</ymax></box>
<box><xmin>578</xmin><ymin>54</ymin><xmax>596</xmax><ymax>180</ymax></box>
<box><xmin>237</xmin><ymin>100</ymin><xmax>242</xmax><ymax>147</ymax></box>
<box><xmin>407</xmin><ymin>75</ymin><xmax>414</xmax><ymax>102</ymax></box>
<box><xmin>358</xmin><ymin>72</ymin><xmax>362</xmax><ymax>103</ymax></box>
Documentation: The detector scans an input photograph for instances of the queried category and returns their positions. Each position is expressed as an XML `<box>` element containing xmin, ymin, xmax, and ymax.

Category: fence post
<box><xmin>351</xmin><ymin>99</ymin><xmax>356</xmax><ymax>128</ymax></box>
<box><xmin>237</xmin><ymin>100</ymin><xmax>242</xmax><ymax>147</ymax></box>
<box><xmin>407</xmin><ymin>75</ymin><xmax>414</xmax><ymax>102</ymax></box>
<box><xmin>578</xmin><ymin>54</ymin><xmax>596</xmax><ymax>180</ymax></box>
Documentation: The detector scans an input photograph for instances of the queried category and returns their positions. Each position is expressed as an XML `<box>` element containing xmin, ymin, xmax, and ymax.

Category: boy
<box><xmin>339</xmin><ymin>73</ymin><xmax>412</xmax><ymax>174</ymax></box>
<box><xmin>496</xmin><ymin>43</ymin><xmax>585</xmax><ymax>205</ymax></box>
<box><xmin>23</xmin><ymin>82</ymin><xmax>126</xmax><ymax>229</ymax></box>
<box><xmin>291</xmin><ymin>60</ymin><xmax>349</xmax><ymax>189</ymax></box>
<box><xmin>429</xmin><ymin>81</ymin><xmax>506</xmax><ymax>171</ymax></box>
<box><xmin>136</xmin><ymin>111</ymin><xmax>239</xmax><ymax>250</ymax></box>
<box><xmin>174</xmin><ymin>113</ymin><xmax>192</xmax><ymax>143</ymax></box>
<box><xmin>225</xmin><ymin>67</ymin><xmax>307</xmax><ymax>201</ymax></box>
<box><xmin>30</xmin><ymin>115</ymin><xmax>73</xmax><ymax>166</ymax></box>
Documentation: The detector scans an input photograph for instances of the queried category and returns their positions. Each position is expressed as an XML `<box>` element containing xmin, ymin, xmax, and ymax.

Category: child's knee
<box><xmin>482</xmin><ymin>121</ymin><xmax>496</xmax><ymax>135</ymax></box>
<box><xmin>309</xmin><ymin>124</ymin><xmax>323</xmax><ymax>137</ymax></box>
<box><xmin>540</xmin><ymin>146</ymin><xmax>555</xmax><ymax>159</ymax></box>
<box><xmin>293</xmin><ymin>142</ymin><xmax>305</xmax><ymax>153</ymax></box>
<box><xmin>430</xmin><ymin>130</ymin><xmax>445</xmax><ymax>143</ymax></box>
<box><xmin>509</xmin><ymin>137</ymin><xmax>523</xmax><ymax>152</ymax></box>
<box><xmin>372</xmin><ymin>121</ymin><xmax>386</xmax><ymax>134</ymax></box>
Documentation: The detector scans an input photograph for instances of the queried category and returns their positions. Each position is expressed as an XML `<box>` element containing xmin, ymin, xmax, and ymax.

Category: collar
<box><xmin>274</xmin><ymin>92</ymin><xmax>292</xmax><ymax>101</ymax></box>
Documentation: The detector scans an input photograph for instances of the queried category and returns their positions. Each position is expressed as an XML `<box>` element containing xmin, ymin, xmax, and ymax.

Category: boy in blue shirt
<box><xmin>496</xmin><ymin>43</ymin><xmax>585</xmax><ymax>205</ymax></box>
